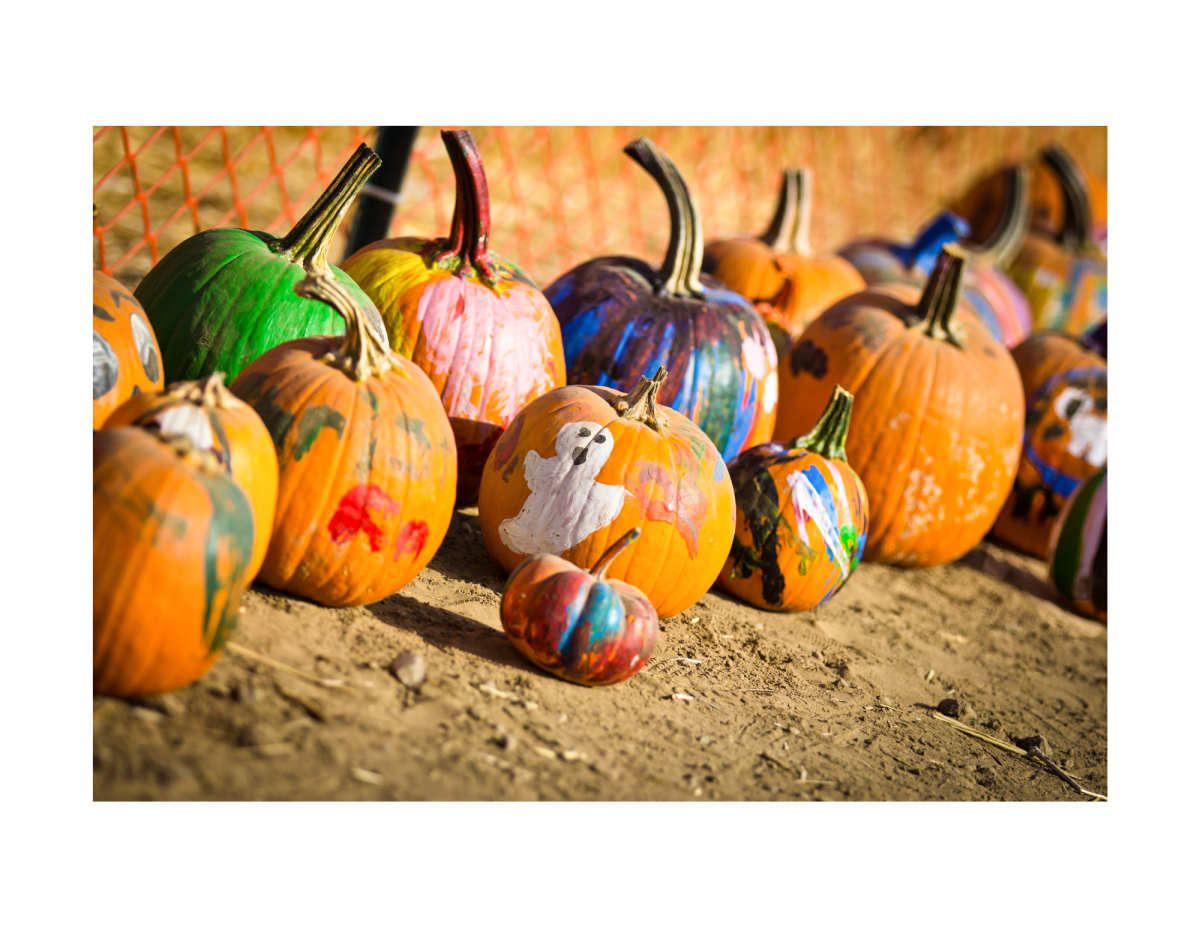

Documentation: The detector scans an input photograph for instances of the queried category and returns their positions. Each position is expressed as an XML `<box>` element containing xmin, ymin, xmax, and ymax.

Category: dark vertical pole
<box><xmin>344</xmin><ymin>126</ymin><xmax>419</xmax><ymax>260</ymax></box>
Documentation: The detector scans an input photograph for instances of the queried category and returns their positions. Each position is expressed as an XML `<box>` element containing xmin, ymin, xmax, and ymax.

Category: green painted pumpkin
<box><xmin>135</xmin><ymin>144</ymin><xmax>388</xmax><ymax>384</ymax></box>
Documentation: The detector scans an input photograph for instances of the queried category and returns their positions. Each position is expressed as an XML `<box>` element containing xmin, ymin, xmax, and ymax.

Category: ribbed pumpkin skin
<box><xmin>547</xmin><ymin>261</ymin><xmax>778</xmax><ymax>463</ymax></box>
<box><xmin>1047</xmin><ymin>468</ymin><xmax>1107</xmax><ymax>621</ymax></box>
<box><xmin>990</xmin><ymin>332</ymin><xmax>1106</xmax><ymax>559</ymax></box>
<box><xmin>342</xmin><ymin>237</ymin><xmax>566</xmax><ymax>504</ymax></box>
<box><xmin>478</xmin><ymin>383</ymin><xmax>735</xmax><ymax>618</ymax></box>
<box><xmin>93</xmin><ymin>271</ymin><xmax>164</xmax><ymax>428</ymax></box>
<box><xmin>1007</xmin><ymin>234</ymin><xmax>1107</xmax><ymax>335</ymax></box>
<box><xmin>135</xmin><ymin>229</ymin><xmax>384</xmax><ymax>383</ymax></box>
<box><xmin>103</xmin><ymin>381</ymin><xmax>279</xmax><ymax>579</ymax></box>
<box><xmin>230</xmin><ymin>337</ymin><xmax>456</xmax><ymax>607</ymax></box>
<box><xmin>773</xmin><ymin>281</ymin><xmax>1023</xmax><ymax>567</ymax></box>
<box><xmin>701</xmin><ymin>238</ymin><xmax>864</xmax><ymax>341</ymax></box>
<box><xmin>717</xmin><ymin>443</ymin><xmax>867</xmax><ymax>611</ymax></box>
<box><xmin>94</xmin><ymin>428</ymin><xmax>255</xmax><ymax>698</ymax></box>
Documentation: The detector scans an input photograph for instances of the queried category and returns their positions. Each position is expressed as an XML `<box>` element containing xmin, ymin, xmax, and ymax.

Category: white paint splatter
<box><xmin>1054</xmin><ymin>386</ymin><xmax>1107</xmax><ymax>467</ymax></box>
<box><xmin>153</xmin><ymin>404</ymin><xmax>215</xmax><ymax>451</ymax></box>
<box><xmin>786</xmin><ymin>469</ymin><xmax>850</xmax><ymax>578</ymax></box>
<box><xmin>762</xmin><ymin>371</ymin><xmax>778</xmax><ymax>414</ymax></box>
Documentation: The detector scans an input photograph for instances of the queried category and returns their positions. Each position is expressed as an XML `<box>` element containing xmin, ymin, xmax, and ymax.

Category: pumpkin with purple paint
<box><xmin>718</xmin><ymin>386</ymin><xmax>868</xmax><ymax>612</ymax></box>
<box><xmin>545</xmin><ymin>137</ymin><xmax>777</xmax><ymax>464</ymax></box>
<box><xmin>342</xmin><ymin>130</ymin><xmax>566</xmax><ymax>505</ymax></box>
<box><xmin>702</xmin><ymin>168</ymin><xmax>865</xmax><ymax>352</ymax></box>
<box><xmin>230</xmin><ymin>273</ymin><xmax>456</xmax><ymax>607</ymax></box>
<box><xmin>478</xmin><ymin>367</ymin><xmax>734</xmax><ymax>619</ymax></box>
<box><xmin>93</xmin><ymin>270</ymin><xmax>164</xmax><ymax>429</ymax></box>
<box><xmin>1047</xmin><ymin>467</ymin><xmax>1106</xmax><ymax>622</ymax></box>
<box><xmin>500</xmin><ymin>528</ymin><xmax>658</xmax><ymax>686</ymax></box>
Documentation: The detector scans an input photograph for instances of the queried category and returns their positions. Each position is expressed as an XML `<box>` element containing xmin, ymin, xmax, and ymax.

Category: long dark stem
<box><xmin>913</xmin><ymin>245</ymin><xmax>967</xmax><ymax>348</ymax></box>
<box><xmin>623</xmin><ymin>138</ymin><xmax>704</xmax><ymax>298</ymax></box>
<box><xmin>971</xmin><ymin>165</ymin><xmax>1031</xmax><ymax>268</ymax></box>
<box><xmin>433</xmin><ymin>129</ymin><xmax>499</xmax><ymax>286</ymax></box>
<box><xmin>590</xmin><ymin>528</ymin><xmax>642</xmax><ymax>580</ymax></box>
<box><xmin>1040</xmin><ymin>145</ymin><xmax>1092</xmax><ymax>250</ymax></box>
<box><xmin>294</xmin><ymin>273</ymin><xmax>395</xmax><ymax>381</ymax></box>
<box><xmin>271</xmin><ymin>143</ymin><xmax>381</xmax><ymax>275</ymax></box>
<box><xmin>790</xmin><ymin>385</ymin><xmax>853</xmax><ymax>462</ymax></box>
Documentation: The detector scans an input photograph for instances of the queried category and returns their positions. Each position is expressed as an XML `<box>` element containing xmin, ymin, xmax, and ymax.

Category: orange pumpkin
<box><xmin>94</xmin><ymin>427</ymin><xmax>254</xmax><ymax>697</ymax></box>
<box><xmin>93</xmin><ymin>270</ymin><xmax>164</xmax><ymax>428</ymax></box>
<box><xmin>773</xmin><ymin>245</ymin><xmax>1023</xmax><ymax>567</ymax></box>
<box><xmin>989</xmin><ymin>331</ymin><xmax>1106</xmax><ymax>559</ymax></box>
<box><xmin>702</xmin><ymin>168</ymin><xmax>865</xmax><ymax>352</ymax></box>
<box><xmin>230</xmin><ymin>273</ymin><xmax>457</xmax><ymax>607</ymax></box>
<box><xmin>103</xmin><ymin>373</ymin><xmax>279</xmax><ymax>579</ymax></box>
<box><xmin>478</xmin><ymin>367</ymin><xmax>735</xmax><ymax>618</ymax></box>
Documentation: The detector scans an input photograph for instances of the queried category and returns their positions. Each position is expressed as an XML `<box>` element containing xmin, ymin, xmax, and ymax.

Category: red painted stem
<box><xmin>437</xmin><ymin>129</ymin><xmax>498</xmax><ymax>285</ymax></box>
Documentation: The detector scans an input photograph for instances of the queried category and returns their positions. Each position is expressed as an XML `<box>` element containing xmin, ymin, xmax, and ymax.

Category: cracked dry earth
<box><xmin>93</xmin><ymin>507</ymin><xmax>1108</xmax><ymax>801</ymax></box>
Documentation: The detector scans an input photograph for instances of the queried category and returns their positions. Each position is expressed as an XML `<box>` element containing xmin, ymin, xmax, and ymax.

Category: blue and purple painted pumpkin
<box><xmin>499</xmin><ymin>528</ymin><xmax>658</xmax><ymax>686</ymax></box>
<box><xmin>545</xmin><ymin>137</ymin><xmax>778</xmax><ymax>463</ymax></box>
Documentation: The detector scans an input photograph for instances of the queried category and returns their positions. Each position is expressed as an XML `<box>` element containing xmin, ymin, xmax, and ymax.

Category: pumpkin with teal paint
<box><xmin>230</xmin><ymin>273</ymin><xmax>456</xmax><ymax>608</ymax></box>
<box><xmin>1047</xmin><ymin>467</ymin><xmax>1106</xmax><ymax>622</ymax></box>
<box><xmin>545</xmin><ymin>137</ymin><xmax>778</xmax><ymax>464</ymax></box>
<box><xmin>717</xmin><ymin>386</ymin><xmax>868</xmax><ymax>612</ymax></box>
<box><xmin>500</xmin><ymin>528</ymin><xmax>658</xmax><ymax>686</ymax></box>
<box><xmin>94</xmin><ymin>427</ymin><xmax>255</xmax><ymax>697</ymax></box>
<box><xmin>135</xmin><ymin>144</ymin><xmax>389</xmax><ymax>384</ymax></box>
<box><xmin>93</xmin><ymin>270</ymin><xmax>164</xmax><ymax>428</ymax></box>
<box><xmin>342</xmin><ymin>130</ymin><xmax>566</xmax><ymax>506</ymax></box>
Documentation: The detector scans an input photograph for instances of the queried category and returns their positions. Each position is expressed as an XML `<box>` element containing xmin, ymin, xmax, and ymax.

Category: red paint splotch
<box><xmin>394</xmin><ymin>519</ymin><xmax>430</xmax><ymax>562</ymax></box>
<box><xmin>328</xmin><ymin>484</ymin><xmax>400</xmax><ymax>552</ymax></box>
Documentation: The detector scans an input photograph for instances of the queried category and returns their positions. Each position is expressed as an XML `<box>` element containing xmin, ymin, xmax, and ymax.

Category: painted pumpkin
<box><xmin>500</xmin><ymin>527</ymin><xmax>658</xmax><ymax>686</ymax></box>
<box><xmin>136</xmin><ymin>143</ymin><xmax>389</xmax><ymax>383</ymax></box>
<box><xmin>545</xmin><ymin>137</ymin><xmax>778</xmax><ymax>464</ymax></box>
<box><xmin>103</xmin><ymin>373</ymin><xmax>279</xmax><ymax>579</ymax></box>
<box><xmin>1047</xmin><ymin>467</ymin><xmax>1106</xmax><ymax>622</ymax></box>
<box><xmin>989</xmin><ymin>331</ymin><xmax>1106</xmax><ymax>559</ymax></box>
<box><xmin>717</xmin><ymin>386</ymin><xmax>868</xmax><ymax>611</ymax></box>
<box><xmin>773</xmin><ymin>245</ymin><xmax>1023</xmax><ymax>568</ymax></box>
<box><xmin>229</xmin><ymin>273</ymin><xmax>456</xmax><ymax>607</ymax></box>
<box><xmin>93</xmin><ymin>270</ymin><xmax>164</xmax><ymax>428</ymax></box>
<box><xmin>342</xmin><ymin>130</ymin><xmax>566</xmax><ymax>505</ymax></box>
<box><xmin>478</xmin><ymin>367</ymin><xmax>735</xmax><ymax>618</ymax></box>
<box><xmin>1082</xmin><ymin>318</ymin><xmax>1107</xmax><ymax>359</ymax></box>
<box><xmin>94</xmin><ymin>427</ymin><xmax>254</xmax><ymax>697</ymax></box>
<box><xmin>702</xmin><ymin>168</ymin><xmax>865</xmax><ymax>353</ymax></box>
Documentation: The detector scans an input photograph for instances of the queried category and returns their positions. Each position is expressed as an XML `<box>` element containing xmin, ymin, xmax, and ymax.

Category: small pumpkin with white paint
<box><xmin>342</xmin><ymin>129</ymin><xmax>566</xmax><ymax>505</ymax></box>
<box><xmin>230</xmin><ymin>273</ymin><xmax>456</xmax><ymax>607</ymax></box>
<box><xmin>478</xmin><ymin>367</ymin><xmax>735</xmax><ymax>618</ymax></box>
<box><xmin>718</xmin><ymin>386</ymin><xmax>868</xmax><ymax>611</ymax></box>
<box><xmin>500</xmin><ymin>527</ymin><xmax>658</xmax><ymax>686</ymax></box>
<box><xmin>102</xmin><ymin>373</ymin><xmax>279</xmax><ymax>579</ymax></box>
<box><xmin>93</xmin><ymin>270</ymin><xmax>164</xmax><ymax>428</ymax></box>
<box><xmin>1047</xmin><ymin>467</ymin><xmax>1106</xmax><ymax>622</ymax></box>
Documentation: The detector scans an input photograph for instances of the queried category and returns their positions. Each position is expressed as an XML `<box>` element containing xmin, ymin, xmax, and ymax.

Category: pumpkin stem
<box><xmin>912</xmin><ymin>245</ymin><xmax>967</xmax><ymax>348</ymax></box>
<box><xmin>1040</xmin><ymin>145</ymin><xmax>1092</xmax><ymax>251</ymax></box>
<box><xmin>971</xmin><ymin>165</ymin><xmax>1031</xmax><ymax>268</ymax></box>
<box><xmin>127</xmin><ymin>372</ymin><xmax>232</xmax><ymax>470</ymax></box>
<box><xmin>156</xmin><ymin>372</ymin><xmax>237</xmax><ymax>410</ymax></box>
<box><xmin>158</xmin><ymin>431</ymin><xmax>226</xmax><ymax>477</ymax></box>
<box><xmin>294</xmin><ymin>273</ymin><xmax>397</xmax><ymax>381</ymax></box>
<box><xmin>760</xmin><ymin>168</ymin><xmax>814</xmax><ymax>256</ymax></box>
<box><xmin>433</xmin><ymin>129</ymin><xmax>500</xmax><ymax>287</ymax></box>
<box><xmin>623</xmin><ymin>138</ymin><xmax>705</xmax><ymax>299</ymax></box>
<box><xmin>590</xmin><ymin>527</ymin><xmax>642</xmax><ymax>580</ymax></box>
<box><xmin>270</xmin><ymin>143</ymin><xmax>381</xmax><ymax>276</ymax></box>
<box><xmin>610</xmin><ymin>366</ymin><xmax>670</xmax><ymax>431</ymax></box>
<box><xmin>789</xmin><ymin>385</ymin><xmax>853</xmax><ymax>462</ymax></box>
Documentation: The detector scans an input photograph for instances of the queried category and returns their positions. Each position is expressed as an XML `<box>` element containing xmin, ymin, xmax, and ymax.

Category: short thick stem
<box><xmin>913</xmin><ymin>245</ymin><xmax>967</xmax><ymax>348</ymax></box>
<box><xmin>159</xmin><ymin>432</ymin><xmax>225</xmax><ymax>476</ymax></box>
<box><xmin>433</xmin><ymin>129</ymin><xmax>499</xmax><ymax>286</ymax></box>
<box><xmin>609</xmin><ymin>366</ymin><xmax>670</xmax><ymax>431</ymax></box>
<box><xmin>271</xmin><ymin>143</ymin><xmax>381</xmax><ymax>275</ymax></box>
<box><xmin>790</xmin><ymin>385</ymin><xmax>853</xmax><ymax>462</ymax></box>
<box><xmin>624</xmin><ymin>138</ymin><xmax>704</xmax><ymax>298</ymax></box>
<box><xmin>760</xmin><ymin>168</ymin><xmax>813</xmax><ymax>256</ymax></box>
<box><xmin>294</xmin><ymin>274</ymin><xmax>396</xmax><ymax>381</ymax></box>
<box><xmin>161</xmin><ymin>372</ymin><xmax>235</xmax><ymax>410</ymax></box>
<box><xmin>590</xmin><ymin>527</ymin><xmax>642</xmax><ymax>580</ymax></box>
<box><xmin>1041</xmin><ymin>145</ymin><xmax>1092</xmax><ymax>250</ymax></box>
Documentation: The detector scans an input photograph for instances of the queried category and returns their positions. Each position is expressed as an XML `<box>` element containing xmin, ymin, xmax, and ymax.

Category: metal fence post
<box><xmin>344</xmin><ymin>126</ymin><xmax>419</xmax><ymax>260</ymax></box>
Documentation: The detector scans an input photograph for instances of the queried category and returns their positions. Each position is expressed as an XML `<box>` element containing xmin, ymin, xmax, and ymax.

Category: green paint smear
<box><xmin>196</xmin><ymin>470</ymin><xmax>255</xmax><ymax>657</ymax></box>
<box><xmin>293</xmin><ymin>405</ymin><xmax>347</xmax><ymax>461</ymax></box>
<box><xmin>233</xmin><ymin>372</ymin><xmax>295</xmax><ymax>452</ymax></box>
<box><xmin>396</xmin><ymin>413</ymin><xmax>431</xmax><ymax>451</ymax></box>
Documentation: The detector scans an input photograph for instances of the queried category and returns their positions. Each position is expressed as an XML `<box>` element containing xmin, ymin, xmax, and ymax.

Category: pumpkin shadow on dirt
<box><xmin>957</xmin><ymin>543</ymin><xmax>1060</xmax><ymax>608</ymax></box>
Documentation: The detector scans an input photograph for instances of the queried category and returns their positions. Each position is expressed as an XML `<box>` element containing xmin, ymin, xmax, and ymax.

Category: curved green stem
<box><xmin>610</xmin><ymin>366</ymin><xmax>669</xmax><ymax>431</ymax></box>
<box><xmin>760</xmin><ymin>168</ymin><xmax>814</xmax><ymax>256</ymax></box>
<box><xmin>1040</xmin><ymin>145</ymin><xmax>1092</xmax><ymax>251</ymax></box>
<box><xmin>624</xmin><ymin>137</ymin><xmax>705</xmax><ymax>299</ymax></box>
<box><xmin>971</xmin><ymin>164</ymin><xmax>1031</xmax><ymax>268</ymax></box>
<box><xmin>913</xmin><ymin>245</ymin><xmax>967</xmax><ymax>348</ymax></box>
<box><xmin>433</xmin><ymin>129</ymin><xmax>499</xmax><ymax>287</ymax></box>
<box><xmin>271</xmin><ymin>143</ymin><xmax>381</xmax><ymax>275</ymax></box>
<box><xmin>790</xmin><ymin>385</ymin><xmax>854</xmax><ymax>462</ymax></box>
<box><xmin>294</xmin><ymin>273</ymin><xmax>396</xmax><ymax>381</ymax></box>
<box><xmin>590</xmin><ymin>527</ymin><xmax>642</xmax><ymax>580</ymax></box>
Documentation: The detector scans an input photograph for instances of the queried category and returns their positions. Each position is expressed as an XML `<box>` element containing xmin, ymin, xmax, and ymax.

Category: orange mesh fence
<box><xmin>94</xmin><ymin>126</ymin><xmax>1106</xmax><ymax>291</ymax></box>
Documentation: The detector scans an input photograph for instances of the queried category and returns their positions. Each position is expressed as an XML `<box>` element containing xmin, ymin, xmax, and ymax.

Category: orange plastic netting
<box><xmin>94</xmin><ymin>126</ymin><xmax>1106</xmax><ymax>290</ymax></box>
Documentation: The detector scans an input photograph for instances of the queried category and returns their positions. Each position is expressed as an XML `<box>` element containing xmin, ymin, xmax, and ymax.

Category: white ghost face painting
<box><xmin>499</xmin><ymin>420</ymin><xmax>631</xmax><ymax>556</ymax></box>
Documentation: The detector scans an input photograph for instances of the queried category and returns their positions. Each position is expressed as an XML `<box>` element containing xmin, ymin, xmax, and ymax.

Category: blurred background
<box><xmin>93</xmin><ymin>126</ymin><xmax>1107</xmax><ymax>290</ymax></box>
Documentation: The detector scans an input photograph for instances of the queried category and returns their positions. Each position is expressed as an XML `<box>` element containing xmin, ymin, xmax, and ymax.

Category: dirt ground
<box><xmin>93</xmin><ymin>503</ymin><xmax>1106</xmax><ymax>802</ymax></box>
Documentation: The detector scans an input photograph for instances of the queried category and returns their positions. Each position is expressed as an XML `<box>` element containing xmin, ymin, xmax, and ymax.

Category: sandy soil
<box><xmin>93</xmin><ymin>502</ymin><xmax>1107</xmax><ymax>802</ymax></box>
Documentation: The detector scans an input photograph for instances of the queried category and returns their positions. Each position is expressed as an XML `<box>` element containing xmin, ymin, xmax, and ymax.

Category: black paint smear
<box><xmin>572</xmin><ymin>446</ymin><xmax>588</xmax><ymax>465</ymax></box>
<box><xmin>231</xmin><ymin>372</ymin><xmax>295</xmax><ymax>452</ymax></box>
<box><xmin>789</xmin><ymin>339</ymin><xmax>828</xmax><ymax>379</ymax></box>
<box><xmin>1064</xmin><ymin>397</ymin><xmax>1082</xmax><ymax>419</ymax></box>
<box><xmin>727</xmin><ymin>449</ymin><xmax>787</xmax><ymax>605</ymax></box>
<box><xmin>1092</xmin><ymin>521</ymin><xmax>1107</xmax><ymax>614</ymax></box>
<box><xmin>1042</xmin><ymin>423</ymin><xmax>1065</xmax><ymax>441</ymax></box>
<box><xmin>93</xmin><ymin>303</ymin><xmax>115</xmax><ymax>321</ymax></box>
<box><xmin>1010</xmin><ymin>476</ymin><xmax>1059</xmax><ymax>523</ymax></box>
